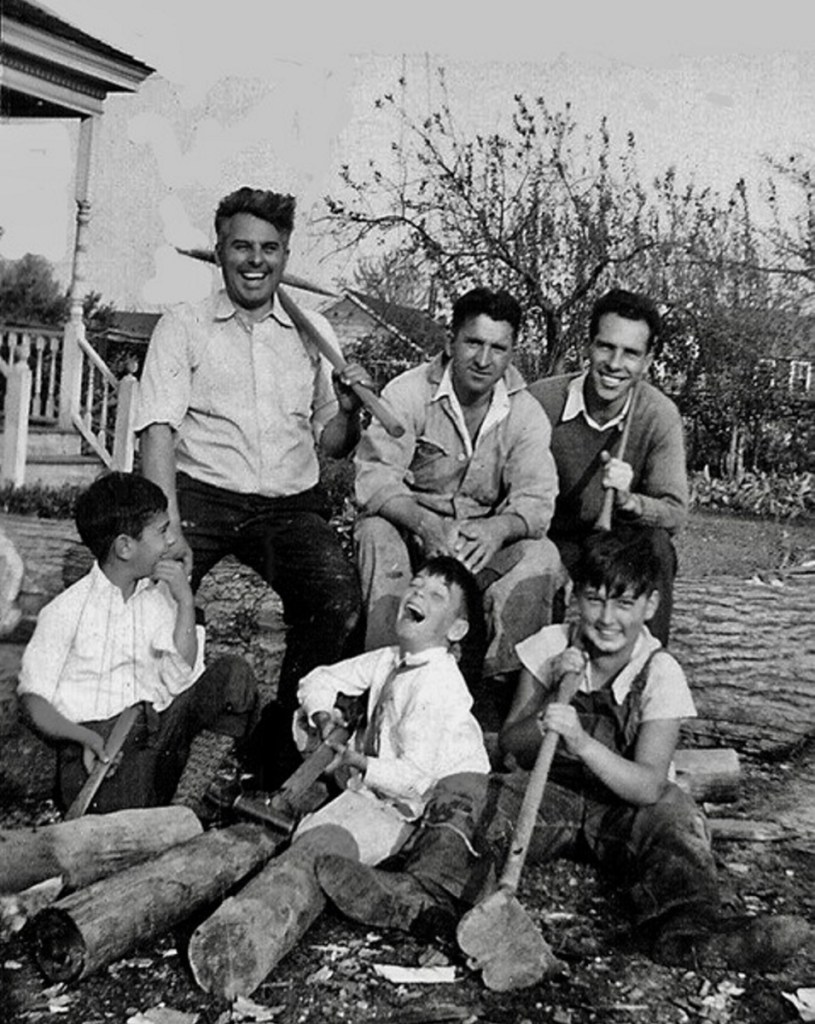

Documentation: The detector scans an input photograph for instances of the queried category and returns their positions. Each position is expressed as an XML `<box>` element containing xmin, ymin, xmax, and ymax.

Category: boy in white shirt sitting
<box><xmin>292</xmin><ymin>554</ymin><xmax>490</xmax><ymax>864</ymax></box>
<box><xmin>18</xmin><ymin>472</ymin><xmax>257</xmax><ymax>814</ymax></box>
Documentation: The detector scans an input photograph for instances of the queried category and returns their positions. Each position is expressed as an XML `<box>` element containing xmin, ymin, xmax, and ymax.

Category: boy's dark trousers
<box><xmin>57</xmin><ymin>655</ymin><xmax>258</xmax><ymax>814</ymax></box>
<box><xmin>388</xmin><ymin>658</ymin><xmax>720</xmax><ymax>939</ymax></box>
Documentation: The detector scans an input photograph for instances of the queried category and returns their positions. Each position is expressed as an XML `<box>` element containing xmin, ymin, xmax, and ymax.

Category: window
<box><xmin>789</xmin><ymin>360</ymin><xmax>812</xmax><ymax>394</ymax></box>
<box><xmin>756</xmin><ymin>358</ymin><xmax>777</xmax><ymax>387</ymax></box>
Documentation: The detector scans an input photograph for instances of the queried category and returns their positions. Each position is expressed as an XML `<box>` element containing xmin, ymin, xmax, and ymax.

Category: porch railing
<box><xmin>0</xmin><ymin>323</ymin><xmax>137</xmax><ymax>486</ymax></box>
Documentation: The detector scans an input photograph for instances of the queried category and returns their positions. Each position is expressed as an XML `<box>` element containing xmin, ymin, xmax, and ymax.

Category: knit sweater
<box><xmin>527</xmin><ymin>374</ymin><xmax>688</xmax><ymax>538</ymax></box>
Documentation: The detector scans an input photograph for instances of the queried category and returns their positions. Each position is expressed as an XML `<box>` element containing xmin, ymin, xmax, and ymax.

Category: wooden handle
<box><xmin>63</xmin><ymin>706</ymin><xmax>140</xmax><ymax>820</ymax></box>
<box><xmin>277</xmin><ymin>288</ymin><xmax>405</xmax><ymax>438</ymax></box>
<box><xmin>594</xmin><ymin>384</ymin><xmax>638</xmax><ymax>533</ymax></box>
<box><xmin>499</xmin><ymin>671</ymin><xmax>582</xmax><ymax>895</ymax></box>
<box><xmin>277</xmin><ymin>724</ymin><xmax>350</xmax><ymax>804</ymax></box>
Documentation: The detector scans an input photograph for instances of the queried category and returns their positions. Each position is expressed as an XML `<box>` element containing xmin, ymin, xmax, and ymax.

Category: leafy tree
<box><xmin>0</xmin><ymin>253</ymin><xmax>69</xmax><ymax>326</ymax></box>
<box><xmin>325</xmin><ymin>70</ymin><xmax>660</xmax><ymax>378</ymax></box>
<box><xmin>326</xmin><ymin>69</ymin><xmax>813</xmax><ymax>475</ymax></box>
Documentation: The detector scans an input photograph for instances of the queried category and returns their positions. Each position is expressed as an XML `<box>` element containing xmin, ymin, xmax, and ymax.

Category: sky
<box><xmin>1</xmin><ymin>1</ymin><xmax>813</xmax><ymax>311</ymax></box>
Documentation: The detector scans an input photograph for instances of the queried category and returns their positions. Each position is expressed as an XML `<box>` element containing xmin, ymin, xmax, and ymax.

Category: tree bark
<box><xmin>189</xmin><ymin>823</ymin><xmax>358</xmax><ymax>1000</ymax></box>
<box><xmin>0</xmin><ymin>806</ymin><xmax>201</xmax><ymax>894</ymax></box>
<box><xmin>671</xmin><ymin>572</ymin><xmax>815</xmax><ymax>755</ymax></box>
<box><xmin>30</xmin><ymin>823</ymin><xmax>278</xmax><ymax>982</ymax></box>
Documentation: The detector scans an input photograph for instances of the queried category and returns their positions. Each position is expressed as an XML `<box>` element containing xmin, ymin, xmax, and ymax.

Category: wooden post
<box><xmin>59</xmin><ymin>114</ymin><xmax>95</xmax><ymax>431</ymax></box>
<box><xmin>189</xmin><ymin>824</ymin><xmax>358</xmax><ymax>999</ymax></box>
<box><xmin>30</xmin><ymin>823</ymin><xmax>279</xmax><ymax>982</ymax></box>
<box><xmin>1</xmin><ymin>345</ymin><xmax>31</xmax><ymax>486</ymax></box>
<box><xmin>0</xmin><ymin>806</ymin><xmax>202</xmax><ymax>894</ymax></box>
<box><xmin>111</xmin><ymin>373</ymin><xmax>137</xmax><ymax>471</ymax></box>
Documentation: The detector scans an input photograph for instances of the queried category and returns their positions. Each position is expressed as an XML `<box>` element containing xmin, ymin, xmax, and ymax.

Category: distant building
<box><xmin>320</xmin><ymin>290</ymin><xmax>447</xmax><ymax>383</ymax></box>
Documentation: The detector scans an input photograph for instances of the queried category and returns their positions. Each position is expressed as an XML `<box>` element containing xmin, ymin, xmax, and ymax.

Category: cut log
<box><xmin>30</xmin><ymin>822</ymin><xmax>278</xmax><ymax>982</ymax></box>
<box><xmin>671</xmin><ymin>573</ymin><xmax>815</xmax><ymax>756</ymax></box>
<box><xmin>708</xmin><ymin>818</ymin><xmax>794</xmax><ymax>842</ymax></box>
<box><xmin>189</xmin><ymin>823</ymin><xmax>358</xmax><ymax>999</ymax></box>
<box><xmin>674</xmin><ymin>748</ymin><xmax>740</xmax><ymax>804</ymax></box>
<box><xmin>0</xmin><ymin>806</ymin><xmax>202</xmax><ymax>894</ymax></box>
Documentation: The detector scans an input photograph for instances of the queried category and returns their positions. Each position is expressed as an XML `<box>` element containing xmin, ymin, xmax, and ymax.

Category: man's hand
<box><xmin>450</xmin><ymin>517</ymin><xmax>510</xmax><ymax>574</ymax></box>
<box><xmin>599</xmin><ymin>452</ymin><xmax>637</xmax><ymax>510</ymax></box>
<box><xmin>538</xmin><ymin>703</ymin><xmax>589</xmax><ymax>757</ymax></box>
<box><xmin>80</xmin><ymin>728</ymin><xmax>109</xmax><ymax>775</ymax></box>
<box><xmin>415</xmin><ymin>511</ymin><xmax>457</xmax><ymax>559</ymax></box>
<box><xmin>152</xmin><ymin>556</ymin><xmax>194</xmax><ymax>606</ymax></box>
<box><xmin>332</xmin><ymin>362</ymin><xmax>376</xmax><ymax>415</ymax></box>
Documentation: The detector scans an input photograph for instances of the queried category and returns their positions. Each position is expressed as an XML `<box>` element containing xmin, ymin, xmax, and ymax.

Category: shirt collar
<box><xmin>584</xmin><ymin>628</ymin><xmax>661</xmax><ymax>703</ymax></box>
<box><xmin>212</xmin><ymin>288</ymin><xmax>294</xmax><ymax>329</ymax></box>
<box><xmin>89</xmin><ymin>561</ymin><xmax>154</xmax><ymax>603</ymax></box>
<box><xmin>562</xmin><ymin>372</ymin><xmax>631</xmax><ymax>432</ymax></box>
<box><xmin>431</xmin><ymin>364</ymin><xmax>511</xmax><ymax>455</ymax></box>
<box><xmin>398</xmin><ymin>646</ymin><xmax>451</xmax><ymax>668</ymax></box>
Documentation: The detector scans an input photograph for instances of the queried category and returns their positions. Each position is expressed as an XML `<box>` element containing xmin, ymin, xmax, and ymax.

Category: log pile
<box><xmin>671</xmin><ymin>571</ymin><xmax>815</xmax><ymax>756</ymax></box>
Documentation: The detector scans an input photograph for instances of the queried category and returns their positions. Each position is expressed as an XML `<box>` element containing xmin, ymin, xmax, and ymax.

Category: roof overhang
<box><xmin>1</xmin><ymin>1</ymin><xmax>154</xmax><ymax>119</ymax></box>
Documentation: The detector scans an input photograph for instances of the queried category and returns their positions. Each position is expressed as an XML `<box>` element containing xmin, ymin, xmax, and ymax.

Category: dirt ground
<box><xmin>1</xmin><ymin>511</ymin><xmax>814</xmax><ymax>1024</ymax></box>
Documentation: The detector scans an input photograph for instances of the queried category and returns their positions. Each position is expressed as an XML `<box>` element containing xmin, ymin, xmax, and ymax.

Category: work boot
<box><xmin>653</xmin><ymin>913</ymin><xmax>812</xmax><ymax>971</ymax></box>
<box><xmin>315</xmin><ymin>854</ymin><xmax>458</xmax><ymax>940</ymax></box>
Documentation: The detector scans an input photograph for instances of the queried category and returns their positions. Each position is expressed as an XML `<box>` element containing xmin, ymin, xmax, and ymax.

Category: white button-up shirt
<box><xmin>18</xmin><ymin>563</ymin><xmax>202</xmax><ymax>722</ymax></box>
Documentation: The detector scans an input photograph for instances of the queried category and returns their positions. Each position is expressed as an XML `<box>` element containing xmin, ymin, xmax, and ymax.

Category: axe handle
<box><xmin>277</xmin><ymin>288</ymin><xmax>405</xmax><ymax>439</ymax></box>
<box><xmin>63</xmin><ymin>705</ymin><xmax>140</xmax><ymax>820</ymax></box>
<box><xmin>594</xmin><ymin>384</ymin><xmax>638</xmax><ymax>533</ymax></box>
<box><xmin>277</xmin><ymin>723</ymin><xmax>350</xmax><ymax>805</ymax></box>
<box><xmin>499</xmin><ymin>671</ymin><xmax>582</xmax><ymax>895</ymax></box>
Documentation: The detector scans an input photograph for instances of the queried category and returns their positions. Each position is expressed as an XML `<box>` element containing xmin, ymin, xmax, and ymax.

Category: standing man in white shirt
<box><xmin>136</xmin><ymin>187</ymin><xmax>370</xmax><ymax>782</ymax></box>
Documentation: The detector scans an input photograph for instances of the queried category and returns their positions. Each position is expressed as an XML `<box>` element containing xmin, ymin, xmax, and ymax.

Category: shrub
<box><xmin>690</xmin><ymin>469</ymin><xmax>814</xmax><ymax>520</ymax></box>
<box><xmin>0</xmin><ymin>482</ymin><xmax>82</xmax><ymax>519</ymax></box>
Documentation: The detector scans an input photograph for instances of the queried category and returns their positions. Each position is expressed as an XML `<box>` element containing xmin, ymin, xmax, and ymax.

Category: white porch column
<box><xmin>59</xmin><ymin>114</ymin><xmax>96</xmax><ymax>430</ymax></box>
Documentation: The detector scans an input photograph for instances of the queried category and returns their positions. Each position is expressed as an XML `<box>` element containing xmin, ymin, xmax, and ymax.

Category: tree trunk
<box><xmin>189</xmin><ymin>823</ymin><xmax>358</xmax><ymax>999</ymax></box>
<box><xmin>30</xmin><ymin>823</ymin><xmax>278</xmax><ymax>982</ymax></box>
<box><xmin>671</xmin><ymin>572</ymin><xmax>815</xmax><ymax>755</ymax></box>
<box><xmin>0</xmin><ymin>806</ymin><xmax>201</xmax><ymax>894</ymax></box>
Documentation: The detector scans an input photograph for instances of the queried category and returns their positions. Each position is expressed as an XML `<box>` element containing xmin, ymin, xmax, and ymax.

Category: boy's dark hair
<box><xmin>214</xmin><ymin>187</ymin><xmax>296</xmax><ymax>241</ymax></box>
<box><xmin>451</xmin><ymin>287</ymin><xmax>523</xmax><ymax>339</ymax></box>
<box><xmin>416</xmin><ymin>555</ymin><xmax>482</xmax><ymax>628</ymax></box>
<box><xmin>589</xmin><ymin>288</ymin><xmax>662</xmax><ymax>353</ymax></box>
<box><xmin>572</xmin><ymin>527</ymin><xmax>661</xmax><ymax>599</ymax></box>
<box><xmin>75</xmin><ymin>472</ymin><xmax>168</xmax><ymax>563</ymax></box>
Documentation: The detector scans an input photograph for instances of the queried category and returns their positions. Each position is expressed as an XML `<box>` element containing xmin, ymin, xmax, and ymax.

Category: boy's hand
<box><xmin>552</xmin><ymin>645</ymin><xmax>586</xmax><ymax>681</ymax></box>
<box><xmin>539</xmin><ymin>703</ymin><xmax>589</xmax><ymax>756</ymax></box>
<box><xmin>325</xmin><ymin>737</ymin><xmax>368</xmax><ymax>786</ymax></box>
<box><xmin>311</xmin><ymin>710</ymin><xmax>338</xmax><ymax>741</ymax></box>
<box><xmin>152</xmin><ymin>557</ymin><xmax>194</xmax><ymax>604</ymax></box>
<box><xmin>80</xmin><ymin>728</ymin><xmax>109</xmax><ymax>775</ymax></box>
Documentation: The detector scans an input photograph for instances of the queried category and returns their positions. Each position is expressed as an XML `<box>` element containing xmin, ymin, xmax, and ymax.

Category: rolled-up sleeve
<box><xmin>133</xmin><ymin>309</ymin><xmax>194</xmax><ymax>434</ymax></box>
<box><xmin>354</xmin><ymin>376</ymin><xmax>423</xmax><ymax>514</ymax></box>
<box><xmin>498</xmin><ymin>394</ymin><xmax>558</xmax><ymax>537</ymax></box>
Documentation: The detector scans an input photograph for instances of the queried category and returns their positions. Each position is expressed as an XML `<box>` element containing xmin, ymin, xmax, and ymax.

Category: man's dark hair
<box><xmin>589</xmin><ymin>288</ymin><xmax>662</xmax><ymax>353</ymax></box>
<box><xmin>416</xmin><ymin>555</ymin><xmax>483</xmax><ymax>628</ymax></box>
<box><xmin>451</xmin><ymin>287</ymin><xmax>523</xmax><ymax>339</ymax></box>
<box><xmin>75</xmin><ymin>472</ymin><xmax>168</xmax><ymax>563</ymax></box>
<box><xmin>572</xmin><ymin>527</ymin><xmax>661</xmax><ymax>599</ymax></box>
<box><xmin>214</xmin><ymin>187</ymin><xmax>296</xmax><ymax>242</ymax></box>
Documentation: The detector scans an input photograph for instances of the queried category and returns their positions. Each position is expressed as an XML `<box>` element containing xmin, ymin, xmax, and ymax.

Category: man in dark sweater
<box><xmin>528</xmin><ymin>289</ymin><xmax>687</xmax><ymax>644</ymax></box>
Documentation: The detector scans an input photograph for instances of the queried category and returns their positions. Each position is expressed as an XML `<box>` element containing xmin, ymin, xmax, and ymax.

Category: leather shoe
<box><xmin>654</xmin><ymin>913</ymin><xmax>811</xmax><ymax>971</ymax></box>
<box><xmin>315</xmin><ymin>854</ymin><xmax>457</xmax><ymax>938</ymax></box>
